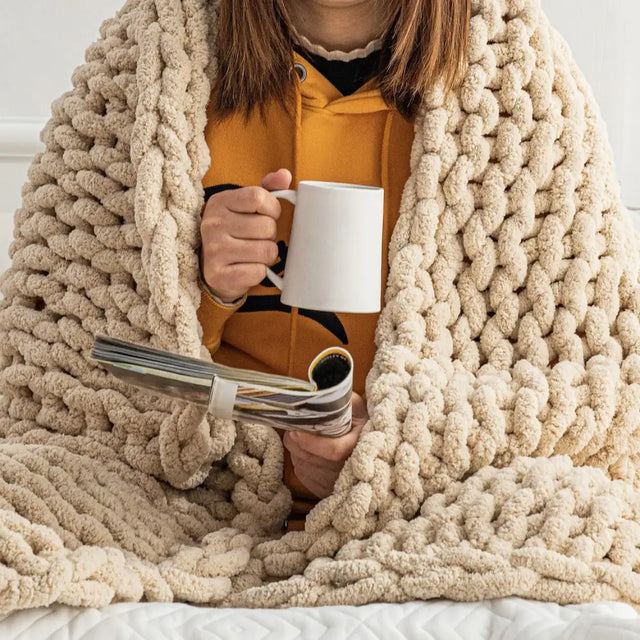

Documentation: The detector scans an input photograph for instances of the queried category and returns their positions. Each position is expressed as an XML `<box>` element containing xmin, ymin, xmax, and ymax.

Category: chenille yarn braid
<box><xmin>1</xmin><ymin>0</ymin><xmax>640</xmax><ymax>613</ymax></box>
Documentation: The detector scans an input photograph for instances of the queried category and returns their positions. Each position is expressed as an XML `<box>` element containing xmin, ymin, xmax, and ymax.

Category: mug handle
<box><xmin>265</xmin><ymin>190</ymin><xmax>297</xmax><ymax>290</ymax></box>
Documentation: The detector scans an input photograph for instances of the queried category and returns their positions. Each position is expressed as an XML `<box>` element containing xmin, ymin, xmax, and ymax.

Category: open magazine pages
<box><xmin>91</xmin><ymin>335</ymin><xmax>353</xmax><ymax>437</ymax></box>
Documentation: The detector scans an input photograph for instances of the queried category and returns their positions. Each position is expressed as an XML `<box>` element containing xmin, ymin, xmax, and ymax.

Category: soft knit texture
<box><xmin>1</xmin><ymin>0</ymin><xmax>640</xmax><ymax>614</ymax></box>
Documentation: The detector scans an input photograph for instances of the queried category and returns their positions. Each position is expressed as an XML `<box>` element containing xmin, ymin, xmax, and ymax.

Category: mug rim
<box><xmin>298</xmin><ymin>180</ymin><xmax>382</xmax><ymax>192</ymax></box>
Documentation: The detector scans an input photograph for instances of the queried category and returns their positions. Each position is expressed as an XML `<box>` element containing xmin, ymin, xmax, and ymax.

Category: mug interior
<box><xmin>299</xmin><ymin>180</ymin><xmax>382</xmax><ymax>191</ymax></box>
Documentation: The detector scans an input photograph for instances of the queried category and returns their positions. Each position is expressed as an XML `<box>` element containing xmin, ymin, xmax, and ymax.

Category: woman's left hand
<box><xmin>283</xmin><ymin>392</ymin><xmax>369</xmax><ymax>499</ymax></box>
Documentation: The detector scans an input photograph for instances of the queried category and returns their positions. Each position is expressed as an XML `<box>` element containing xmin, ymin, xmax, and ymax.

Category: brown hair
<box><xmin>215</xmin><ymin>0</ymin><xmax>471</xmax><ymax>119</ymax></box>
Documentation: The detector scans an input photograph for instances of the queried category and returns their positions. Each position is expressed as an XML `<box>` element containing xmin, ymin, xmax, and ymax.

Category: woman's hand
<box><xmin>283</xmin><ymin>392</ymin><xmax>369</xmax><ymax>499</ymax></box>
<box><xmin>200</xmin><ymin>169</ymin><xmax>292</xmax><ymax>303</ymax></box>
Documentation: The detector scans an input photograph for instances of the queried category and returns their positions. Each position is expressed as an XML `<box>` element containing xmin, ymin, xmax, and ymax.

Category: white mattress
<box><xmin>1</xmin><ymin>598</ymin><xmax>639</xmax><ymax>640</ymax></box>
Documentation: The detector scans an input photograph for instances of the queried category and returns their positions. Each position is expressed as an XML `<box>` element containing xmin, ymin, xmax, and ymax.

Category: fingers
<box><xmin>283</xmin><ymin>432</ymin><xmax>344</xmax><ymax>470</ymax></box>
<box><xmin>206</xmin><ymin>263</ymin><xmax>268</xmax><ymax>295</ymax></box>
<box><xmin>283</xmin><ymin>428</ymin><xmax>361</xmax><ymax>462</ymax></box>
<box><xmin>226</xmin><ymin>211</ymin><xmax>277</xmax><ymax>240</ymax></box>
<box><xmin>351</xmin><ymin>392</ymin><xmax>368</xmax><ymax>421</ymax></box>
<box><xmin>199</xmin><ymin>176</ymin><xmax>291</xmax><ymax>302</ymax></box>
<box><xmin>281</xmin><ymin>393</ymin><xmax>369</xmax><ymax>462</ymax></box>
<box><xmin>290</xmin><ymin>466</ymin><xmax>335</xmax><ymax>499</ymax></box>
<box><xmin>221</xmin><ymin>186</ymin><xmax>283</xmax><ymax>220</ymax></box>
<box><xmin>291</xmin><ymin>453</ymin><xmax>342</xmax><ymax>477</ymax></box>
<box><xmin>223</xmin><ymin>237</ymin><xmax>279</xmax><ymax>265</ymax></box>
<box><xmin>202</xmin><ymin>227</ymin><xmax>278</xmax><ymax>267</ymax></box>
<box><xmin>261</xmin><ymin>168</ymin><xmax>293</xmax><ymax>192</ymax></box>
<box><xmin>288</xmin><ymin>449</ymin><xmax>338</xmax><ymax>499</ymax></box>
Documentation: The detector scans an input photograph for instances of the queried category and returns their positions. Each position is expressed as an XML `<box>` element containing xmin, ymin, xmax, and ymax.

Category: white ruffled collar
<box><xmin>291</xmin><ymin>26</ymin><xmax>383</xmax><ymax>62</ymax></box>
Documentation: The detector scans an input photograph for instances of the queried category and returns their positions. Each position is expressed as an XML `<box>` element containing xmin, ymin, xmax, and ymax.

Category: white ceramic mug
<box><xmin>267</xmin><ymin>181</ymin><xmax>384</xmax><ymax>313</ymax></box>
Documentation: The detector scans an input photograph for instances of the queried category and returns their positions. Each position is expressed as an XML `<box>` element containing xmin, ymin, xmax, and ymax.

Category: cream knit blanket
<box><xmin>1</xmin><ymin>0</ymin><xmax>640</xmax><ymax>613</ymax></box>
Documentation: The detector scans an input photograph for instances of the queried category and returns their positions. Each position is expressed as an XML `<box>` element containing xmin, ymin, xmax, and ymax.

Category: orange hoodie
<box><xmin>198</xmin><ymin>50</ymin><xmax>414</xmax><ymax>526</ymax></box>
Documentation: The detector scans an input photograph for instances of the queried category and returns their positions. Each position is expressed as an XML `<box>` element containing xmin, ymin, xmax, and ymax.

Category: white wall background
<box><xmin>0</xmin><ymin>1</ymin><xmax>639</xmax><ymax>276</ymax></box>
<box><xmin>542</xmin><ymin>0</ymin><xmax>640</xmax><ymax>210</ymax></box>
<box><xmin>0</xmin><ymin>1</ymin><xmax>123</xmax><ymax>275</ymax></box>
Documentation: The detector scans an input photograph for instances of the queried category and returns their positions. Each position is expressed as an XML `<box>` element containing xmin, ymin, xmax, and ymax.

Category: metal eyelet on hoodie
<box><xmin>293</xmin><ymin>62</ymin><xmax>307</xmax><ymax>83</ymax></box>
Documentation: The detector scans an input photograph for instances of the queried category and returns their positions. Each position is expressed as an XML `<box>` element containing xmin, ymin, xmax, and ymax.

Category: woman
<box><xmin>3</xmin><ymin>0</ymin><xmax>639</xmax><ymax>611</ymax></box>
<box><xmin>197</xmin><ymin>0</ymin><xmax>470</xmax><ymax>529</ymax></box>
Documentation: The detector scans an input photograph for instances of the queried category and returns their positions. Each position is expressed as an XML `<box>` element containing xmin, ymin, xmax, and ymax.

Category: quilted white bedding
<box><xmin>1</xmin><ymin>599</ymin><xmax>639</xmax><ymax>640</ymax></box>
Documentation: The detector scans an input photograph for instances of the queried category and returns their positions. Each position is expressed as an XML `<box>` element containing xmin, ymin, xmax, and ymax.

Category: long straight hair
<box><xmin>215</xmin><ymin>0</ymin><xmax>471</xmax><ymax>119</ymax></box>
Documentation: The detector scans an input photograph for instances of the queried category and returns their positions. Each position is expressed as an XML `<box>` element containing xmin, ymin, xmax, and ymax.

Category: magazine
<box><xmin>91</xmin><ymin>335</ymin><xmax>354</xmax><ymax>437</ymax></box>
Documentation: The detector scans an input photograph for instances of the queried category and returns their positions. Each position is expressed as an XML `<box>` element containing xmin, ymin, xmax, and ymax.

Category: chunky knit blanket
<box><xmin>2</xmin><ymin>0</ymin><xmax>640</xmax><ymax>614</ymax></box>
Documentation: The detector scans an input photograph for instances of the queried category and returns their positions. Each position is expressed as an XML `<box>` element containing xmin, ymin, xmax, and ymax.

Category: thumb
<box><xmin>261</xmin><ymin>168</ymin><xmax>293</xmax><ymax>192</ymax></box>
<box><xmin>351</xmin><ymin>392</ymin><xmax>368</xmax><ymax>421</ymax></box>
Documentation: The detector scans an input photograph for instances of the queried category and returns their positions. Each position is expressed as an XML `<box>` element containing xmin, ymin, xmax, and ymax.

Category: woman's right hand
<box><xmin>200</xmin><ymin>169</ymin><xmax>292</xmax><ymax>304</ymax></box>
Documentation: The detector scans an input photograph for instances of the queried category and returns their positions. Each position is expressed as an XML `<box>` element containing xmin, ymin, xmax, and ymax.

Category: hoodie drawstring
<box><xmin>380</xmin><ymin>110</ymin><xmax>394</xmax><ymax>306</ymax></box>
<box><xmin>287</xmin><ymin>66</ymin><xmax>305</xmax><ymax>377</ymax></box>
